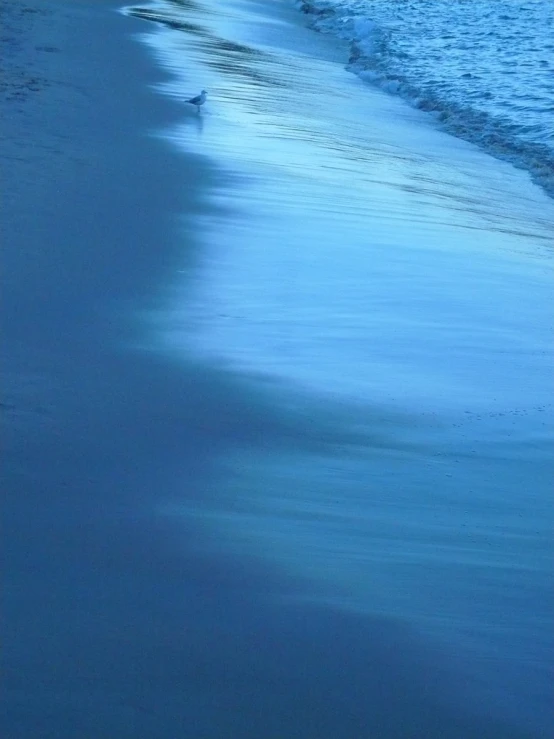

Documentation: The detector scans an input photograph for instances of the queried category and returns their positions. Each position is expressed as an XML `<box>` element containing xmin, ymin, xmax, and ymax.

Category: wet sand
<box><xmin>140</xmin><ymin>6</ymin><xmax>552</xmax><ymax>733</ymax></box>
<box><xmin>1</xmin><ymin>1</ymin><xmax>552</xmax><ymax>738</ymax></box>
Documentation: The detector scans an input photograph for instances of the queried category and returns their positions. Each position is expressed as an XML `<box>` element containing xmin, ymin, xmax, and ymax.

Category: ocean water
<box><xmin>122</xmin><ymin>0</ymin><xmax>554</xmax><ymax>736</ymax></box>
<box><xmin>297</xmin><ymin>0</ymin><xmax>554</xmax><ymax>196</ymax></box>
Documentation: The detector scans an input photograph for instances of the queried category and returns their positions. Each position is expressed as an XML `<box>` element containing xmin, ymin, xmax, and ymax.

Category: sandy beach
<box><xmin>2</xmin><ymin>1</ymin><xmax>552</xmax><ymax>737</ymax></box>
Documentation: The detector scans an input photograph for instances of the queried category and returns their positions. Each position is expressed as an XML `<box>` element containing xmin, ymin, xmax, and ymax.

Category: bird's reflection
<box><xmin>193</xmin><ymin>112</ymin><xmax>204</xmax><ymax>136</ymax></box>
<box><xmin>183</xmin><ymin>110</ymin><xmax>204</xmax><ymax>138</ymax></box>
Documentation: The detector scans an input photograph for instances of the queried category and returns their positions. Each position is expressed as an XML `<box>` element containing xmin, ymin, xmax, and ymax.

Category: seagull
<box><xmin>186</xmin><ymin>89</ymin><xmax>207</xmax><ymax>112</ymax></box>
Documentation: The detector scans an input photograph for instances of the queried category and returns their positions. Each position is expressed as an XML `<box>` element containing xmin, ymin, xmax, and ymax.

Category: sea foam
<box><xmin>295</xmin><ymin>0</ymin><xmax>554</xmax><ymax>197</ymax></box>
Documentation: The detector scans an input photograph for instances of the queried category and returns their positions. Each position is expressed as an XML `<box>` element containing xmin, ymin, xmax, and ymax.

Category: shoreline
<box><xmin>296</xmin><ymin>0</ymin><xmax>554</xmax><ymax>199</ymax></box>
<box><xmin>2</xmin><ymin>1</ymin><xmax>552</xmax><ymax>737</ymax></box>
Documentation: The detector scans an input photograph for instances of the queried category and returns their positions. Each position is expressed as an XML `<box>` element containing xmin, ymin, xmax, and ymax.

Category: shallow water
<box><xmin>124</xmin><ymin>0</ymin><xmax>554</xmax><ymax>735</ymax></box>
<box><xmin>297</xmin><ymin>0</ymin><xmax>554</xmax><ymax>196</ymax></box>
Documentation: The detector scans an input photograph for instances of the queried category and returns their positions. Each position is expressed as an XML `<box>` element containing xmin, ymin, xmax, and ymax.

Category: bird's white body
<box><xmin>187</xmin><ymin>90</ymin><xmax>207</xmax><ymax>111</ymax></box>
